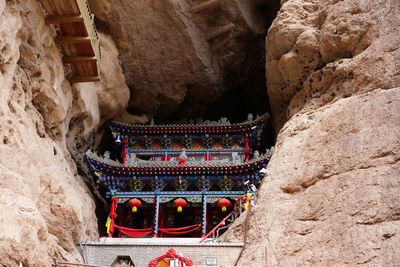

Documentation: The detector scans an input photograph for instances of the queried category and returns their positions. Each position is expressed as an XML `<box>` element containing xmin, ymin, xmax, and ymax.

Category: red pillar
<box><xmin>244</xmin><ymin>137</ymin><xmax>250</xmax><ymax>161</ymax></box>
<box><xmin>117</xmin><ymin>207</ymin><xmax>126</xmax><ymax>238</ymax></box>
<box><xmin>122</xmin><ymin>139</ymin><xmax>128</xmax><ymax>165</ymax></box>
<box><xmin>162</xmin><ymin>152</ymin><xmax>169</xmax><ymax>161</ymax></box>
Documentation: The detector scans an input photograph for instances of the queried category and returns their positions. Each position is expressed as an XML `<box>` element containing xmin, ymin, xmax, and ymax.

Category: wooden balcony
<box><xmin>40</xmin><ymin>0</ymin><xmax>101</xmax><ymax>83</ymax></box>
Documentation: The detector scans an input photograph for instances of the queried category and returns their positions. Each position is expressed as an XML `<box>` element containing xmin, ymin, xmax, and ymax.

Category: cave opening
<box><xmin>91</xmin><ymin>0</ymin><xmax>281</xmax><ymax>237</ymax></box>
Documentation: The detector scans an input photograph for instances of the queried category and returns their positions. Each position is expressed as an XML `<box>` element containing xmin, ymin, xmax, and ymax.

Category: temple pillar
<box><xmin>153</xmin><ymin>195</ymin><xmax>160</xmax><ymax>237</ymax></box>
<box><xmin>202</xmin><ymin>196</ymin><xmax>207</xmax><ymax>237</ymax></box>
<box><xmin>244</xmin><ymin>137</ymin><xmax>250</xmax><ymax>161</ymax></box>
<box><xmin>162</xmin><ymin>152</ymin><xmax>169</xmax><ymax>161</ymax></box>
<box><xmin>122</xmin><ymin>139</ymin><xmax>128</xmax><ymax>165</ymax></box>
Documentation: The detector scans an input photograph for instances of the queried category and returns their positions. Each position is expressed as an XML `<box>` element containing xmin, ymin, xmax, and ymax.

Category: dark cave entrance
<box><xmin>92</xmin><ymin>0</ymin><xmax>281</xmax><ymax>237</ymax></box>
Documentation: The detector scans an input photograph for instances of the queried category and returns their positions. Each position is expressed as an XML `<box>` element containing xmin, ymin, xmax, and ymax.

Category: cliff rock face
<box><xmin>267</xmin><ymin>0</ymin><xmax>400</xmax><ymax>130</ymax></box>
<box><xmin>221</xmin><ymin>0</ymin><xmax>400</xmax><ymax>265</ymax></box>
<box><xmin>0</xmin><ymin>0</ymin><xmax>129</xmax><ymax>266</ymax></box>
<box><xmin>89</xmin><ymin>0</ymin><xmax>269</xmax><ymax>119</ymax></box>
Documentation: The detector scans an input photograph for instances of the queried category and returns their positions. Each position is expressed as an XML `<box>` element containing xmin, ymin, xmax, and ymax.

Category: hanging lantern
<box><xmin>218</xmin><ymin>198</ymin><xmax>231</xmax><ymax>212</ymax></box>
<box><xmin>174</xmin><ymin>198</ymin><xmax>187</xmax><ymax>212</ymax></box>
<box><xmin>129</xmin><ymin>198</ymin><xmax>142</xmax><ymax>213</ymax></box>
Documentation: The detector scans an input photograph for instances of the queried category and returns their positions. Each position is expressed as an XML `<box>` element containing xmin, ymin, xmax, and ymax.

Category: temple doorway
<box><xmin>124</xmin><ymin>207</ymin><xmax>153</xmax><ymax>229</ymax></box>
<box><xmin>158</xmin><ymin>203</ymin><xmax>202</xmax><ymax>237</ymax></box>
<box><xmin>118</xmin><ymin>201</ymin><xmax>154</xmax><ymax>238</ymax></box>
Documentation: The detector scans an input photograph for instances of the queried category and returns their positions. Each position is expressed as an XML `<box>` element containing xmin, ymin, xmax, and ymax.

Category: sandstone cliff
<box><xmin>0</xmin><ymin>0</ymin><xmax>129</xmax><ymax>265</ymax></box>
<box><xmin>88</xmin><ymin>0</ymin><xmax>272</xmax><ymax>120</ymax></box>
<box><xmin>221</xmin><ymin>0</ymin><xmax>400</xmax><ymax>265</ymax></box>
<box><xmin>1</xmin><ymin>0</ymin><xmax>399</xmax><ymax>265</ymax></box>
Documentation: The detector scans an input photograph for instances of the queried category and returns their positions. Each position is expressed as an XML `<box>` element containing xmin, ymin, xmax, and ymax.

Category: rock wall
<box><xmin>267</xmin><ymin>0</ymin><xmax>400</xmax><ymax>130</ymax></box>
<box><xmin>0</xmin><ymin>0</ymin><xmax>129</xmax><ymax>266</ymax></box>
<box><xmin>88</xmin><ymin>0</ymin><xmax>272</xmax><ymax>120</ymax></box>
<box><xmin>221</xmin><ymin>0</ymin><xmax>400</xmax><ymax>265</ymax></box>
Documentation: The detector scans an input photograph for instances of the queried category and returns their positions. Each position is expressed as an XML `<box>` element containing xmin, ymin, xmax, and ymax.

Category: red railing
<box><xmin>158</xmin><ymin>224</ymin><xmax>201</xmax><ymax>235</ymax></box>
<box><xmin>113</xmin><ymin>225</ymin><xmax>153</xmax><ymax>238</ymax></box>
<box><xmin>200</xmin><ymin>195</ymin><xmax>247</xmax><ymax>242</ymax></box>
<box><xmin>112</xmin><ymin>223</ymin><xmax>201</xmax><ymax>238</ymax></box>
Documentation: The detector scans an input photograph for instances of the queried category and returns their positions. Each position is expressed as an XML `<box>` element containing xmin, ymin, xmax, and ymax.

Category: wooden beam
<box><xmin>69</xmin><ymin>75</ymin><xmax>100</xmax><ymax>83</ymax></box>
<box><xmin>55</xmin><ymin>36</ymin><xmax>91</xmax><ymax>44</ymax></box>
<box><xmin>191</xmin><ymin>0</ymin><xmax>220</xmax><ymax>13</ymax></box>
<box><xmin>206</xmin><ymin>23</ymin><xmax>235</xmax><ymax>41</ymax></box>
<box><xmin>45</xmin><ymin>15</ymin><xmax>83</xmax><ymax>25</ymax></box>
<box><xmin>62</xmin><ymin>56</ymin><xmax>97</xmax><ymax>63</ymax></box>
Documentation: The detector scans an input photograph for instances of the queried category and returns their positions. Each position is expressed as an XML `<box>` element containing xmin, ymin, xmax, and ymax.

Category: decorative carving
<box><xmin>253</xmin><ymin>150</ymin><xmax>260</xmax><ymax>159</ymax></box>
<box><xmin>125</xmin><ymin>154</ymin><xmax>137</xmax><ymax>166</ymax></box>
<box><xmin>197</xmin><ymin>176</ymin><xmax>211</xmax><ymax>192</ymax></box>
<box><xmin>86</xmin><ymin>150</ymin><xmax>123</xmax><ymax>166</ymax></box>
<box><xmin>128</xmin><ymin>176</ymin><xmax>144</xmax><ymax>192</ymax></box>
<box><xmin>152</xmin><ymin>176</ymin><xmax>166</xmax><ymax>192</ymax></box>
<box><xmin>222</xmin><ymin>134</ymin><xmax>233</xmax><ymax>148</ymax></box>
<box><xmin>202</xmin><ymin>134</ymin><xmax>214</xmax><ymax>149</ymax></box>
<box><xmin>231</xmin><ymin>152</ymin><xmax>240</xmax><ymax>164</ymax></box>
<box><xmin>160</xmin><ymin>135</ymin><xmax>172</xmax><ymax>149</ymax></box>
<box><xmin>183</xmin><ymin>135</ymin><xmax>194</xmax><ymax>149</ymax></box>
<box><xmin>142</xmin><ymin>135</ymin><xmax>153</xmax><ymax>149</ymax></box>
<box><xmin>218</xmin><ymin>175</ymin><xmax>234</xmax><ymax>191</ymax></box>
<box><xmin>179</xmin><ymin>149</ymin><xmax>188</xmax><ymax>161</ymax></box>
<box><xmin>174</xmin><ymin>176</ymin><xmax>190</xmax><ymax>191</ymax></box>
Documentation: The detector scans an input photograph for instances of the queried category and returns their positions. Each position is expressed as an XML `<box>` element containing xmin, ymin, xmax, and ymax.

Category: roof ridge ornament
<box><xmin>109</xmin><ymin>112</ymin><xmax>268</xmax><ymax>128</ymax></box>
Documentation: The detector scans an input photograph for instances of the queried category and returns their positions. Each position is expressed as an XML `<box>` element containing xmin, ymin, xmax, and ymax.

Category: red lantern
<box><xmin>129</xmin><ymin>198</ymin><xmax>141</xmax><ymax>213</ymax></box>
<box><xmin>174</xmin><ymin>198</ymin><xmax>187</xmax><ymax>212</ymax></box>
<box><xmin>218</xmin><ymin>198</ymin><xmax>231</xmax><ymax>212</ymax></box>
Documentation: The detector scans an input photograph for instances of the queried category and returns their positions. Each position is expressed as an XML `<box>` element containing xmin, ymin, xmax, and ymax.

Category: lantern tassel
<box><xmin>132</xmin><ymin>206</ymin><xmax>137</xmax><ymax>213</ymax></box>
<box><xmin>222</xmin><ymin>206</ymin><xmax>227</xmax><ymax>212</ymax></box>
<box><xmin>177</xmin><ymin>206</ymin><xmax>182</xmax><ymax>212</ymax></box>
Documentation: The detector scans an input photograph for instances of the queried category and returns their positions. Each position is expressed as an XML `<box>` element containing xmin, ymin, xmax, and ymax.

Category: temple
<box><xmin>85</xmin><ymin>114</ymin><xmax>272</xmax><ymax>238</ymax></box>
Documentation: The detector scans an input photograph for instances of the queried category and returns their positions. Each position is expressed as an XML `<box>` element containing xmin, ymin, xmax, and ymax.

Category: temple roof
<box><xmin>107</xmin><ymin>113</ymin><xmax>268</xmax><ymax>135</ymax></box>
<box><xmin>85</xmin><ymin>147</ymin><xmax>273</xmax><ymax>176</ymax></box>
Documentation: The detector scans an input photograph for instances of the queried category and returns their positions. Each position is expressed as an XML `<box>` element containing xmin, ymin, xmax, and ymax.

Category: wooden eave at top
<box><xmin>106</xmin><ymin>114</ymin><xmax>269</xmax><ymax>135</ymax></box>
<box><xmin>40</xmin><ymin>0</ymin><xmax>100</xmax><ymax>83</ymax></box>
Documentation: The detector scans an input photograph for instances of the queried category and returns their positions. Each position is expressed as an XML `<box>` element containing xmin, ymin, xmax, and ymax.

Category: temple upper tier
<box><xmin>106</xmin><ymin>113</ymin><xmax>268</xmax><ymax>163</ymax></box>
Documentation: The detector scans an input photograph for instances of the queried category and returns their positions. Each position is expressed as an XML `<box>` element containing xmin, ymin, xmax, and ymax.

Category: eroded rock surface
<box><xmin>89</xmin><ymin>0</ymin><xmax>273</xmax><ymax>120</ymax></box>
<box><xmin>266</xmin><ymin>0</ymin><xmax>400</xmax><ymax>130</ymax></box>
<box><xmin>221</xmin><ymin>88</ymin><xmax>400</xmax><ymax>266</ymax></box>
<box><xmin>0</xmin><ymin>1</ymin><xmax>129</xmax><ymax>265</ymax></box>
<box><xmin>221</xmin><ymin>0</ymin><xmax>400</xmax><ymax>265</ymax></box>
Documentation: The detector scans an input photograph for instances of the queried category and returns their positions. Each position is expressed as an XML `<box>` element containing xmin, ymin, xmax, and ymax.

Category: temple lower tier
<box><xmin>108</xmin><ymin>191</ymin><xmax>245</xmax><ymax>238</ymax></box>
<box><xmin>89</xmin><ymin>148</ymin><xmax>273</xmax><ymax>238</ymax></box>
